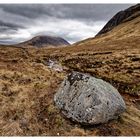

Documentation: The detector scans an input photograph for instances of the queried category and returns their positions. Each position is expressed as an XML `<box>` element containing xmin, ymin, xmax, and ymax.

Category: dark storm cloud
<box><xmin>0</xmin><ymin>20</ymin><xmax>23</xmax><ymax>28</ymax></box>
<box><xmin>0</xmin><ymin>4</ymin><xmax>133</xmax><ymax>20</ymax></box>
<box><xmin>0</xmin><ymin>20</ymin><xmax>24</xmax><ymax>35</ymax></box>
<box><xmin>0</xmin><ymin>4</ymin><xmax>134</xmax><ymax>44</ymax></box>
<box><xmin>0</xmin><ymin>4</ymin><xmax>49</xmax><ymax>18</ymax></box>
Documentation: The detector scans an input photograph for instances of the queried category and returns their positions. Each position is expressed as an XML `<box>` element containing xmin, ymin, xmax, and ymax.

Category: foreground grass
<box><xmin>0</xmin><ymin>45</ymin><xmax>140</xmax><ymax>136</ymax></box>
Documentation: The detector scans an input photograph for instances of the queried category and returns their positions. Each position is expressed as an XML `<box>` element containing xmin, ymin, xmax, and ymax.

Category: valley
<box><xmin>0</xmin><ymin>4</ymin><xmax>140</xmax><ymax>136</ymax></box>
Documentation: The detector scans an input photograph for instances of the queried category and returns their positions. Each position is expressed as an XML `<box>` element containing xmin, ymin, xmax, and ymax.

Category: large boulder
<box><xmin>54</xmin><ymin>71</ymin><xmax>126</xmax><ymax>125</ymax></box>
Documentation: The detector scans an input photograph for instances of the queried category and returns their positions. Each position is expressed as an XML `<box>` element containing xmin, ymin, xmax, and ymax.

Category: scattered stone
<box><xmin>54</xmin><ymin>71</ymin><xmax>126</xmax><ymax>125</ymax></box>
<box><xmin>45</xmin><ymin>59</ymin><xmax>63</xmax><ymax>72</ymax></box>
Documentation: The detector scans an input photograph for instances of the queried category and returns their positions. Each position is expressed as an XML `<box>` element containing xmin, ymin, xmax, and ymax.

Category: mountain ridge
<box><xmin>96</xmin><ymin>4</ymin><xmax>140</xmax><ymax>36</ymax></box>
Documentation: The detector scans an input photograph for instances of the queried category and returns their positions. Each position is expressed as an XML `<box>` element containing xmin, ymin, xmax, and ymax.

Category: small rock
<box><xmin>45</xmin><ymin>59</ymin><xmax>63</xmax><ymax>72</ymax></box>
<box><xmin>57</xmin><ymin>133</ymin><xmax>60</xmax><ymax>136</ymax></box>
<box><xmin>54</xmin><ymin>71</ymin><xmax>126</xmax><ymax>125</ymax></box>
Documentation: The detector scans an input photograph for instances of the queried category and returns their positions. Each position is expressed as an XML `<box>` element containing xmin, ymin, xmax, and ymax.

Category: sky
<box><xmin>0</xmin><ymin>4</ymin><xmax>134</xmax><ymax>44</ymax></box>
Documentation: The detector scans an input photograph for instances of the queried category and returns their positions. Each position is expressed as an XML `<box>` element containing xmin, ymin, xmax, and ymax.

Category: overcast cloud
<box><xmin>0</xmin><ymin>4</ymin><xmax>133</xmax><ymax>44</ymax></box>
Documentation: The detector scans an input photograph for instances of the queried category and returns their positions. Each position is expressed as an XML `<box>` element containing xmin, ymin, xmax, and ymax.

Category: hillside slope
<box><xmin>96</xmin><ymin>4</ymin><xmax>140</xmax><ymax>36</ymax></box>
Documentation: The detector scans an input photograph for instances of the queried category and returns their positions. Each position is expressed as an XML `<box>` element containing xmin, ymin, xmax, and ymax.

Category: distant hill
<box><xmin>18</xmin><ymin>35</ymin><xmax>70</xmax><ymax>48</ymax></box>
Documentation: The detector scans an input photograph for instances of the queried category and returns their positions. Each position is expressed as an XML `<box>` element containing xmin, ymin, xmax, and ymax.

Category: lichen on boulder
<box><xmin>54</xmin><ymin>71</ymin><xmax>126</xmax><ymax>125</ymax></box>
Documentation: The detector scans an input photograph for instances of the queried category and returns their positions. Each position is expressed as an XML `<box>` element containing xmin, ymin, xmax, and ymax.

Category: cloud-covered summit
<box><xmin>0</xmin><ymin>4</ymin><xmax>133</xmax><ymax>44</ymax></box>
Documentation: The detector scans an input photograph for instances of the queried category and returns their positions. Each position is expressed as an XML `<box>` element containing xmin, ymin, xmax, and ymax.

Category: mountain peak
<box><xmin>19</xmin><ymin>35</ymin><xmax>70</xmax><ymax>48</ymax></box>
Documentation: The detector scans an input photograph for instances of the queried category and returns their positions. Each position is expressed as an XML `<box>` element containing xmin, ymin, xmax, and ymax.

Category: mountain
<box><xmin>18</xmin><ymin>35</ymin><xmax>70</xmax><ymax>48</ymax></box>
<box><xmin>0</xmin><ymin>4</ymin><xmax>140</xmax><ymax>136</ymax></box>
<box><xmin>96</xmin><ymin>4</ymin><xmax>140</xmax><ymax>36</ymax></box>
<box><xmin>71</xmin><ymin>4</ymin><xmax>140</xmax><ymax>52</ymax></box>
